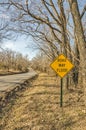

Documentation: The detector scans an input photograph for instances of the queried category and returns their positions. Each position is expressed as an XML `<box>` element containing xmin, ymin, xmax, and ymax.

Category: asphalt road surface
<box><xmin>0</xmin><ymin>71</ymin><xmax>37</xmax><ymax>92</ymax></box>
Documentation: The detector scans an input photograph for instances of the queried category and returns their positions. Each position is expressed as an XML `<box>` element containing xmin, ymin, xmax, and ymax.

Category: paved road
<box><xmin>0</xmin><ymin>71</ymin><xmax>37</xmax><ymax>92</ymax></box>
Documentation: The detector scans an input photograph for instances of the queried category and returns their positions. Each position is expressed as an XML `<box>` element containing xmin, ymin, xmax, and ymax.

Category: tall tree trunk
<box><xmin>58</xmin><ymin>0</ymin><xmax>73</xmax><ymax>90</ymax></box>
<box><xmin>68</xmin><ymin>0</ymin><xmax>86</xmax><ymax>105</ymax></box>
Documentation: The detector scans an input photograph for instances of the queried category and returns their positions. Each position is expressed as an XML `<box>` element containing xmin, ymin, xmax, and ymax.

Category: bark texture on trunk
<box><xmin>69</xmin><ymin>0</ymin><xmax>86</xmax><ymax>105</ymax></box>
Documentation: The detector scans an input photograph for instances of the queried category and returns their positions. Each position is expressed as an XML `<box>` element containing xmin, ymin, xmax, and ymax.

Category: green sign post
<box><xmin>50</xmin><ymin>54</ymin><xmax>74</xmax><ymax>107</ymax></box>
<box><xmin>60</xmin><ymin>78</ymin><xmax>63</xmax><ymax>107</ymax></box>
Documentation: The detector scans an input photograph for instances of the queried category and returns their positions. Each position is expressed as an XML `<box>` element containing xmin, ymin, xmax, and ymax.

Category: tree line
<box><xmin>0</xmin><ymin>49</ymin><xmax>29</xmax><ymax>72</ymax></box>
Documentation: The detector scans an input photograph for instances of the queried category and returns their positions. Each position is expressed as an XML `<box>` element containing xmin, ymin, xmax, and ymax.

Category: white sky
<box><xmin>3</xmin><ymin>36</ymin><xmax>38</xmax><ymax>60</ymax></box>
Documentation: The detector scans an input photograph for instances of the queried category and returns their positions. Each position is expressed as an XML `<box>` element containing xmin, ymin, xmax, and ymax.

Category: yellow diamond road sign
<box><xmin>50</xmin><ymin>54</ymin><xmax>74</xmax><ymax>78</ymax></box>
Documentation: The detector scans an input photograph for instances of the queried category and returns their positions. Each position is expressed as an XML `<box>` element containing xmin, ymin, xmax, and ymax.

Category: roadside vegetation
<box><xmin>0</xmin><ymin>73</ymin><xmax>86</xmax><ymax>130</ymax></box>
<box><xmin>0</xmin><ymin>49</ymin><xmax>29</xmax><ymax>75</ymax></box>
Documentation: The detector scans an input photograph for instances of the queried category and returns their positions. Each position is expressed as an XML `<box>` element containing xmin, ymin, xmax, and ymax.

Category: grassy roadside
<box><xmin>0</xmin><ymin>73</ymin><xmax>86</xmax><ymax>130</ymax></box>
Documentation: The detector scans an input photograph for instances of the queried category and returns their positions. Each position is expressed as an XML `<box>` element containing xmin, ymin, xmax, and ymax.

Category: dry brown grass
<box><xmin>0</xmin><ymin>73</ymin><xmax>86</xmax><ymax>130</ymax></box>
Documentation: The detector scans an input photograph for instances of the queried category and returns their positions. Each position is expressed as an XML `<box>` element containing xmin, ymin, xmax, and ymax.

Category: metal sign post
<box><xmin>50</xmin><ymin>54</ymin><xmax>74</xmax><ymax>107</ymax></box>
<box><xmin>60</xmin><ymin>78</ymin><xmax>63</xmax><ymax>107</ymax></box>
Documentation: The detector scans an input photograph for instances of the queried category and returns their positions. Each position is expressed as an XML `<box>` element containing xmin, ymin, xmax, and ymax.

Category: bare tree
<box><xmin>0</xmin><ymin>49</ymin><xmax>29</xmax><ymax>72</ymax></box>
<box><xmin>31</xmin><ymin>52</ymin><xmax>52</xmax><ymax>74</ymax></box>
<box><xmin>0</xmin><ymin>22</ymin><xmax>9</xmax><ymax>50</ymax></box>
<box><xmin>68</xmin><ymin>0</ymin><xmax>86</xmax><ymax>83</ymax></box>
<box><xmin>0</xmin><ymin>0</ymin><xmax>86</xmax><ymax>92</ymax></box>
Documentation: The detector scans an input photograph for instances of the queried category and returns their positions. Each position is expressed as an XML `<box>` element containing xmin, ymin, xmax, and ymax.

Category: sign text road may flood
<box><xmin>50</xmin><ymin>54</ymin><xmax>74</xmax><ymax>78</ymax></box>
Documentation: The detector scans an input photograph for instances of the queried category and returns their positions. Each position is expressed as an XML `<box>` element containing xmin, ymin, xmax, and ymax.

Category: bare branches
<box><xmin>0</xmin><ymin>0</ymin><xmax>85</xmax><ymax>64</ymax></box>
<box><xmin>80</xmin><ymin>5</ymin><xmax>86</xmax><ymax>19</ymax></box>
<box><xmin>42</xmin><ymin>0</ymin><xmax>62</xmax><ymax>26</ymax></box>
<box><xmin>0</xmin><ymin>49</ymin><xmax>29</xmax><ymax>72</ymax></box>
